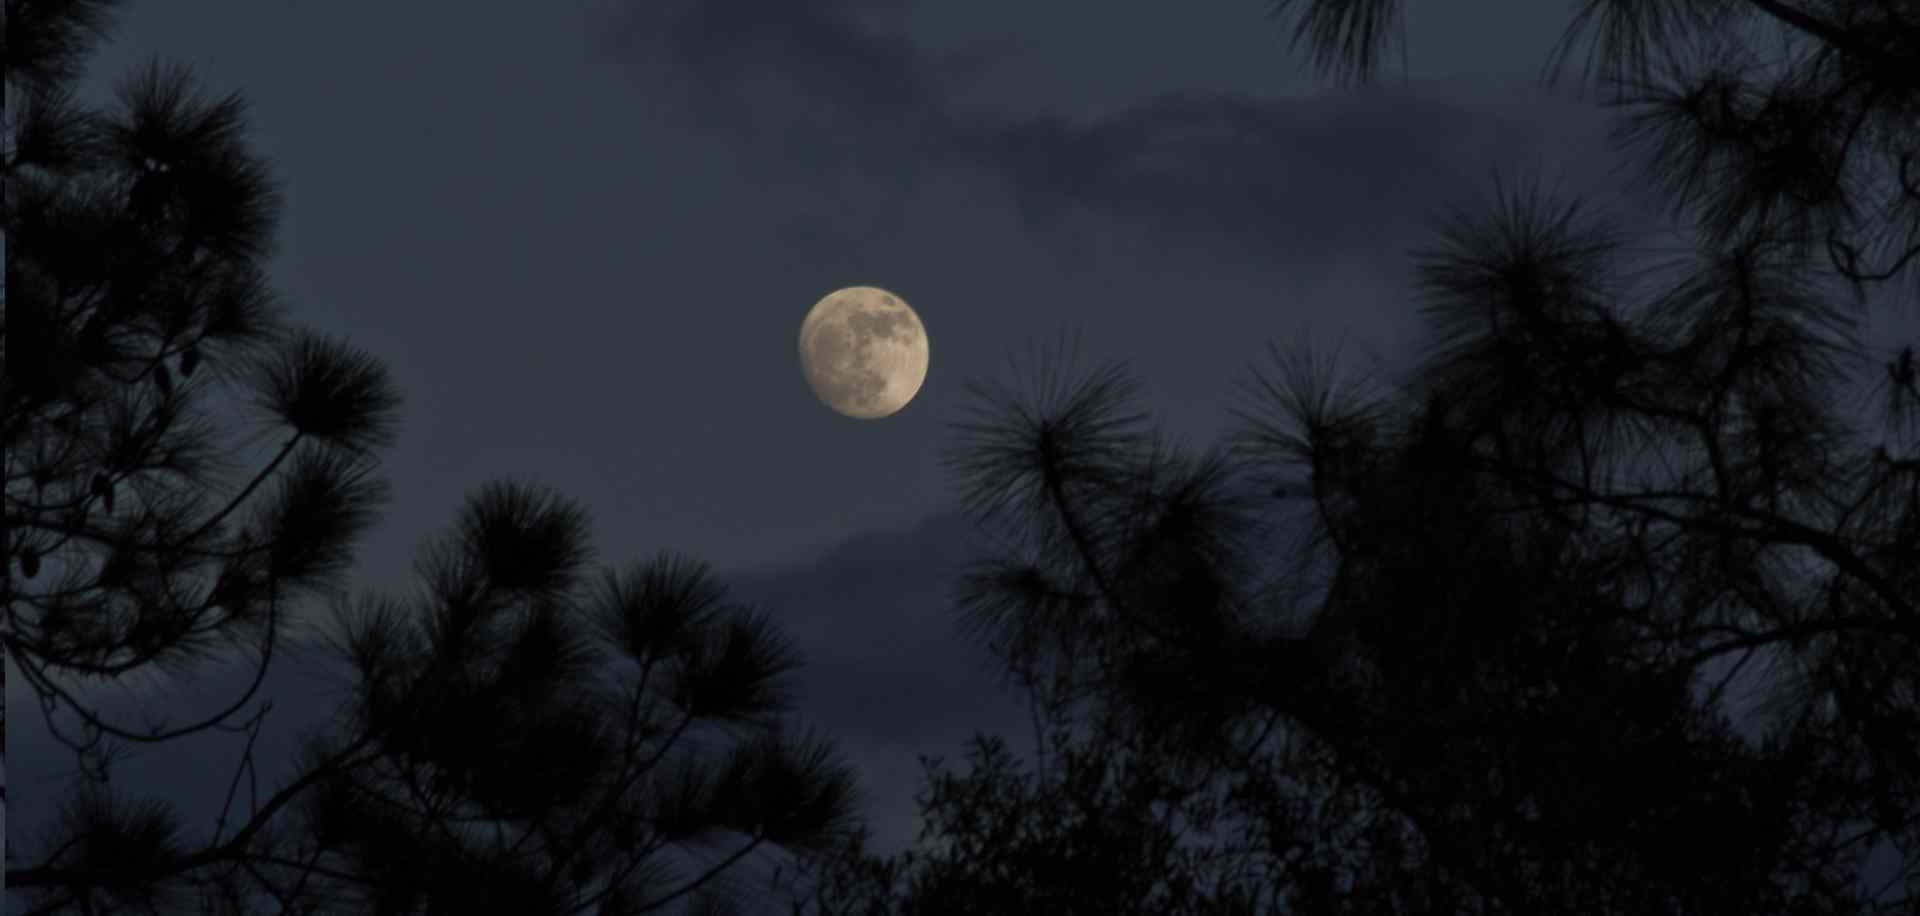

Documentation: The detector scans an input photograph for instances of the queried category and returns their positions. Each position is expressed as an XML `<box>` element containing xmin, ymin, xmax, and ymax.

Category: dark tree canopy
<box><xmin>6</xmin><ymin>0</ymin><xmax>394</xmax><ymax>908</ymax></box>
<box><xmin>786</xmin><ymin>189</ymin><xmax>1918</xmax><ymax>911</ymax></box>
<box><xmin>5</xmin><ymin>5</ymin><xmax>865</xmax><ymax>914</ymax></box>
<box><xmin>8</xmin><ymin>477</ymin><xmax>868</xmax><ymax>916</ymax></box>
<box><xmin>778</xmin><ymin>2</ymin><xmax>1920</xmax><ymax>912</ymax></box>
<box><xmin>4</xmin><ymin>0</ymin><xmax>400</xmax><ymax>810</ymax></box>
<box><xmin>1268</xmin><ymin>0</ymin><xmax>1920</xmax><ymax>300</ymax></box>
<box><xmin>249</xmin><ymin>480</ymin><xmax>864</xmax><ymax>916</ymax></box>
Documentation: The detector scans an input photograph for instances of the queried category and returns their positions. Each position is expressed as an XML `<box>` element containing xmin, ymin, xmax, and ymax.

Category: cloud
<box><xmin>727</xmin><ymin>510</ymin><xmax>1028</xmax><ymax>853</ymax></box>
<box><xmin>596</xmin><ymin>0</ymin><xmax>1602</xmax><ymax>262</ymax></box>
<box><xmin>732</xmin><ymin>511</ymin><xmax>1013</xmax><ymax>745</ymax></box>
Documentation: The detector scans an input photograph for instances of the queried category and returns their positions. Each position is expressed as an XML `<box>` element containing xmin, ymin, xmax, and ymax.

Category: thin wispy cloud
<box><xmin>597</xmin><ymin>0</ymin><xmax>1601</xmax><ymax>262</ymax></box>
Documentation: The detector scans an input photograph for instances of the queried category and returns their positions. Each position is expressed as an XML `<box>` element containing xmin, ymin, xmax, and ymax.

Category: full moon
<box><xmin>798</xmin><ymin>286</ymin><xmax>930</xmax><ymax>419</ymax></box>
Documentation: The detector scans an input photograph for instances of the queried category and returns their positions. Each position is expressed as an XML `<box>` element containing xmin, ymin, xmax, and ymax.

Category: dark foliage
<box><xmin>1269</xmin><ymin>0</ymin><xmax>1920</xmax><ymax>300</ymax></box>
<box><xmin>230</xmin><ymin>481</ymin><xmax>864</xmax><ymax>916</ymax></box>
<box><xmin>5</xmin><ymin>0</ymin><xmax>400</xmax><ymax>909</ymax></box>
<box><xmin>777</xmin><ymin>2</ymin><xmax>1920</xmax><ymax>912</ymax></box>
<box><xmin>6</xmin><ymin>5</ymin><xmax>861</xmax><ymax>914</ymax></box>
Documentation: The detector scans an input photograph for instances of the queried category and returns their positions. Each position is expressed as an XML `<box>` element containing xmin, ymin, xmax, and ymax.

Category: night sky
<box><xmin>10</xmin><ymin>0</ymin><xmax>1916</xmax><ymax>911</ymax></box>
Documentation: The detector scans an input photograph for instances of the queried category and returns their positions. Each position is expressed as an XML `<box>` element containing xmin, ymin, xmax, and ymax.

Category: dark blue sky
<box><xmin>12</xmin><ymin>1</ymin><xmax>1915</xmax><ymax>911</ymax></box>
<box><xmin>50</xmin><ymin>0</ymin><xmax>1637</xmax><ymax>580</ymax></box>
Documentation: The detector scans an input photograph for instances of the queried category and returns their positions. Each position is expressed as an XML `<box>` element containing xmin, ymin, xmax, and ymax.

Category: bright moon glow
<box><xmin>798</xmin><ymin>286</ymin><xmax>930</xmax><ymax>419</ymax></box>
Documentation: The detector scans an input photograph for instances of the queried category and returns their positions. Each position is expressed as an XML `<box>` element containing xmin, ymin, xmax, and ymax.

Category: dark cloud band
<box><xmin>597</xmin><ymin>0</ymin><xmax>1595</xmax><ymax>260</ymax></box>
